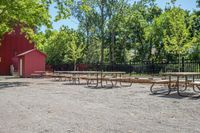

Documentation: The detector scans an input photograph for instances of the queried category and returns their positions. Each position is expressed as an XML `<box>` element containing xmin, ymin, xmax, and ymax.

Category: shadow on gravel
<box><xmin>36</xmin><ymin>83</ymin><xmax>54</xmax><ymax>85</ymax></box>
<box><xmin>0</xmin><ymin>82</ymin><xmax>30</xmax><ymax>90</ymax></box>
<box><xmin>157</xmin><ymin>93</ymin><xmax>185</xmax><ymax>99</ymax></box>
<box><xmin>63</xmin><ymin>83</ymin><xmax>87</xmax><ymax>85</ymax></box>
<box><xmin>157</xmin><ymin>92</ymin><xmax>199</xmax><ymax>99</ymax></box>
<box><xmin>85</xmin><ymin>85</ymin><xmax>121</xmax><ymax>90</ymax></box>
<box><xmin>4</xmin><ymin>76</ymin><xmax>20</xmax><ymax>80</ymax></box>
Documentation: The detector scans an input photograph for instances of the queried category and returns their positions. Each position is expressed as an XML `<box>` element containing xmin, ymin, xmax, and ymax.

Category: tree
<box><xmin>66</xmin><ymin>35</ymin><xmax>85</xmax><ymax>70</ymax></box>
<box><xmin>38</xmin><ymin>0</ymin><xmax>199</xmax><ymax>70</ymax></box>
<box><xmin>44</xmin><ymin>29</ymin><xmax>68</xmax><ymax>66</ymax></box>
<box><xmin>159</xmin><ymin>8</ymin><xmax>195</xmax><ymax>71</ymax></box>
<box><xmin>197</xmin><ymin>0</ymin><xmax>200</xmax><ymax>7</ymax></box>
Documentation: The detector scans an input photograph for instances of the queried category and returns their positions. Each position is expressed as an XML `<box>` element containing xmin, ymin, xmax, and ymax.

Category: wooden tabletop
<box><xmin>164</xmin><ymin>72</ymin><xmax>200</xmax><ymax>76</ymax></box>
<box><xmin>34</xmin><ymin>71</ymin><xmax>46</xmax><ymax>73</ymax></box>
<box><xmin>54</xmin><ymin>71</ymin><xmax>126</xmax><ymax>74</ymax></box>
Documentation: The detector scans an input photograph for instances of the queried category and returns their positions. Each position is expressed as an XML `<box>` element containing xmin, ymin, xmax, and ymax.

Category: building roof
<box><xmin>17</xmin><ymin>49</ymin><xmax>47</xmax><ymax>57</ymax></box>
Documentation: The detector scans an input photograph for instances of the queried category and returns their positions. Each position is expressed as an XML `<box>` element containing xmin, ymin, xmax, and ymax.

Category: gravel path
<box><xmin>0</xmin><ymin>77</ymin><xmax>200</xmax><ymax>133</ymax></box>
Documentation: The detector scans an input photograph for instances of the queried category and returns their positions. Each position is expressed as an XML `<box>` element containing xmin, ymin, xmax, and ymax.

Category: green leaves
<box><xmin>3</xmin><ymin>0</ymin><xmax>197</xmax><ymax>65</ymax></box>
<box><xmin>159</xmin><ymin>8</ymin><xmax>194</xmax><ymax>56</ymax></box>
<box><xmin>66</xmin><ymin>36</ymin><xmax>85</xmax><ymax>62</ymax></box>
<box><xmin>41</xmin><ymin>26</ymin><xmax>86</xmax><ymax>66</ymax></box>
<box><xmin>0</xmin><ymin>0</ymin><xmax>51</xmax><ymax>39</ymax></box>
<box><xmin>197</xmin><ymin>0</ymin><xmax>200</xmax><ymax>7</ymax></box>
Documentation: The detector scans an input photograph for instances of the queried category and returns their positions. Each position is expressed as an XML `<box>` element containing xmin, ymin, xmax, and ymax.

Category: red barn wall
<box><xmin>23</xmin><ymin>51</ymin><xmax>46</xmax><ymax>77</ymax></box>
<box><xmin>0</xmin><ymin>26</ymin><xmax>34</xmax><ymax>75</ymax></box>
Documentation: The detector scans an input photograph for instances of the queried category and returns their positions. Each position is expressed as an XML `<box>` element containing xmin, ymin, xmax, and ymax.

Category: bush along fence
<box><xmin>49</xmin><ymin>59</ymin><xmax>200</xmax><ymax>74</ymax></box>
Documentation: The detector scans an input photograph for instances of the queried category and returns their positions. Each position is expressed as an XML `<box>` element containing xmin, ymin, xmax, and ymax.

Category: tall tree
<box><xmin>66</xmin><ymin>36</ymin><xmax>85</xmax><ymax>70</ymax></box>
<box><xmin>160</xmin><ymin>8</ymin><xmax>195</xmax><ymax>70</ymax></box>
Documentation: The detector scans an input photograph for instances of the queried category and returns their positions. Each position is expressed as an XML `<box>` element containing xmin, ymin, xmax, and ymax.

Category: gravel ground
<box><xmin>0</xmin><ymin>77</ymin><xmax>200</xmax><ymax>133</ymax></box>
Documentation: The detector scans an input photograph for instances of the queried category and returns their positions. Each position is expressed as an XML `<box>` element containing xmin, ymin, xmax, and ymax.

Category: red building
<box><xmin>17</xmin><ymin>49</ymin><xmax>46</xmax><ymax>77</ymax></box>
<box><xmin>0</xmin><ymin>26</ymin><xmax>46</xmax><ymax>76</ymax></box>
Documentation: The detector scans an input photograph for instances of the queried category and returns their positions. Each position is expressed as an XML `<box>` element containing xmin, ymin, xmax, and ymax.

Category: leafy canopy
<box><xmin>157</xmin><ymin>8</ymin><xmax>195</xmax><ymax>55</ymax></box>
<box><xmin>0</xmin><ymin>0</ymin><xmax>51</xmax><ymax>37</ymax></box>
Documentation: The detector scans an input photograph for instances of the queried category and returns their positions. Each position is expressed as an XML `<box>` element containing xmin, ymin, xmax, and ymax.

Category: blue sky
<box><xmin>40</xmin><ymin>0</ymin><xmax>198</xmax><ymax>31</ymax></box>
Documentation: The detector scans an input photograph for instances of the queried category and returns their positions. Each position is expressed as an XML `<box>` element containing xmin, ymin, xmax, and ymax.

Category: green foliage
<box><xmin>0</xmin><ymin>0</ymin><xmax>90</xmax><ymax>44</ymax></box>
<box><xmin>152</xmin><ymin>7</ymin><xmax>197</xmax><ymax>71</ymax></box>
<box><xmin>42</xmin><ymin>26</ymin><xmax>85</xmax><ymax>67</ymax></box>
<box><xmin>161</xmin><ymin>8</ymin><xmax>194</xmax><ymax>56</ymax></box>
<box><xmin>197</xmin><ymin>0</ymin><xmax>200</xmax><ymax>7</ymax></box>
<box><xmin>44</xmin><ymin>30</ymin><xmax>68</xmax><ymax>65</ymax></box>
<box><xmin>0</xmin><ymin>0</ymin><xmax>51</xmax><ymax>38</ymax></box>
<box><xmin>4</xmin><ymin>0</ymin><xmax>198</xmax><ymax>66</ymax></box>
<box><xmin>42</xmin><ymin>0</ymin><xmax>199</xmax><ymax>65</ymax></box>
<box><xmin>153</xmin><ymin>9</ymin><xmax>194</xmax><ymax>60</ymax></box>
<box><xmin>51</xmin><ymin>0</ymin><xmax>91</xmax><ymax>21</ymax></box>
<box><xmin>66</xmin><ymin>34</ymin><xmax>85</xmax><ymax>70</ymax></box>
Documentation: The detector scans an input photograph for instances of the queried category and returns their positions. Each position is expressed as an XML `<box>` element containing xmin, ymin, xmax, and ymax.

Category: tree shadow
<box><xmin>154</xmin><ymin>91</ymin><xmax>199</xmax><ymax>99</ymax></box>
<box><xmin>4</xmin><ymin>76</ymin><xmax>20</xmax><ymax>80</ymax></box>
<box><xmin>84</xmin><ymin>85</ymin><xmax>121</xmax><ymax>90</ymax></box>
<box><xmin>62</xmin><ymin>82</ymin><xmax>87</xmax><ymax>85</ymax></box>
<box><xmin>157</xmin><ymin>93</ymin><xmax>186</xmax><ymax>99</ymax></box>
<box><xmin>0</xmin><ymin>82</ymin><xmax>30</xmax><ymax>90</ymax></box>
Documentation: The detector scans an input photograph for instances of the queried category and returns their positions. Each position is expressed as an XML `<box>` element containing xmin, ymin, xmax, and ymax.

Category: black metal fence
<box><xmin>50</xmin><ymin>59</ymin><xmax>200</xmax><ymax>74</ymax></box>
<box><xmin>130</xmin><ymin>59</ymin><xmax>200</xmax><ymax>74</ymax></box>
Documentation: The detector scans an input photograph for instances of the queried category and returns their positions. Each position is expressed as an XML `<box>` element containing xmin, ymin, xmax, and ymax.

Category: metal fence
<box><xmin>50</xmin><ymin>59</ymin><xmax>200</xmax><ymax>74</ymax></box>
<box><xmin>130</xmin><ymin>60</ymin><xmax>200</xmax><ymax>74</ymax></box>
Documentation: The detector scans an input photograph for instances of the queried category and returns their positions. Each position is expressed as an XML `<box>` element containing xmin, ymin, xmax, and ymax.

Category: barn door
<box><xmin>19</xmin><ymin>59</ymin><xmax>23</xmax><ymax>77</ymax></box>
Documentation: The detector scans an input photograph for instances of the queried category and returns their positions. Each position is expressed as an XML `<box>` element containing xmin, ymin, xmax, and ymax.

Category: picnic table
<box><xmin>54</xmin><ymin>71</ymin><xmax>126</xmax><ymax>87</ymax></box>
<box><xmin>31</xmin><ymin>71</ymin><xmax>46</xmax><ymax>78</ymax></box>
<box><xmin>163</xmin><ymin>72</ymin><xmax>200</xmax><ymax>97</ymax></box>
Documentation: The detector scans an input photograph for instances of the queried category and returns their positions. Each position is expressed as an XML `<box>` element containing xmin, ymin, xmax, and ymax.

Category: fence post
<box><xmin>129</xmin><ymin>60</ymin><xmax>132</xmax><ymax>76</ymax></box>
<box><xmin>181</xmin><ymin>57</ymin><xmax>185</xmax><ymax>72</ymax></box>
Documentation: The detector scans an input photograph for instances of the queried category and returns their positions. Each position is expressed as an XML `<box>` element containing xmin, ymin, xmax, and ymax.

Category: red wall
<box><xmin>0</xmin><ymin>26</ymin><xmax>34</xmax><ymax>75</ymax></box>
<box><xmin>21</xmin><ymin>51</ymin><xmax>46</xmax><ymax>77</ymax></box>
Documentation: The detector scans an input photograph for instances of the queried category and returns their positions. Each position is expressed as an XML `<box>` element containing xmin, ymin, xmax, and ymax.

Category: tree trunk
<box><xmin>74</xmin><ymin>61</ymin><xmax>76</xmax><ymax>71</ymax></box>
<box><xmin>111</xmin><ymin>31</ymin><xmax>115</xmax><ymax>64</ymax></box>
<box><xmin>100</xmin><ymin>2</ymin><xmax>105</xmax><ymax>71</ymax></box>
<box><xmin>178</xmin><ymin>53</ymin><xmax>181</xmax><ymax>72</ymax></box>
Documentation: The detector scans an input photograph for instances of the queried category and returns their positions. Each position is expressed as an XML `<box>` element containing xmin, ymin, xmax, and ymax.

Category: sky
<box><xmin>40</xmin><ymin>0</ymin><xmax>198</xmax><ymax>32</ymax></box>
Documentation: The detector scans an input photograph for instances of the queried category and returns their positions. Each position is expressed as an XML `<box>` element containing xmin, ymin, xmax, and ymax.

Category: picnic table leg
<box><xmin>150</xmin><ymin>83</ymin><xmax>156</xmax><ymax>94</ymax></box>
<box><xmin>195</xmin><ymin>82</ymin><xmax>200</xmax><ymax>91</ymax></box>
<box><xmin>192</xmin><ymin>75</ymin><xmax>196</xmax><ymax>92</ymax></box>
<box><xmin>111</xmin><ymin>80</ymin><xmax>117</xmax><ymax>87</ymax></box>
<box><xmin>86</xmin><ymin>73</ymin><xmax>91</xmax><ymax>86</ymax></box>
<box><xmin>111</xmin><ymin>73</ymin><xmax>119</xmax><ymax>87</ymax></box>
<box><xmin>95</xmin><ymin>73</ymin><xmax>99</xmax><ymax>87</ymax></box>
<box><xmin>176</xmin><ymin>76</ymin><xmax>181</xmax><ymax>96</ymax></box>
<box><xmin>117</xmin><ymin>73</ymin><xmax>119</xmax><ymax>86</ymax></box>
<box><xmin>183</xmin><ymin>75</ymin><xmax>188</xmax><ymax>92</ymax></box>
<box><xmin>150</xmin><ymin>82</ymin><xmax>171</xmax><ymax>95</ymax></box>
<box><xmin>149</xmin><ymin>75</ymin><xmax>171</xmax><ymax>95</ymax></box>
<box><xmin>76</xmin><ymin>74</ymin><xmax>80</xmax><ymax>85</ymax></box>
<box><xmin>176</xmin><ymin>76</ymin><xmax>188</xmax><ymax>97</ymax></box>
<box><xmin>119</xmin><ymin>73</ymin><xmax>132</xmax><ymax>87</ymax></box>
<box><xmin>113</xmin><ymin>73</ymin><xmax>118</xmax><ymax>87</ymax></box>
<box><xmin>192</xmin><ymin>75</ymin><xmax>200</xmax><ymax>93</ymax></box>
<box><xmin>100</xmin><ymin>72</ymin><xmax>103</xmax><ymax>87</ymax></box>
<box><xmin>167</xmin><ymin>75</ymin><xmax>172</xmax><ymax>95</ymax></box>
